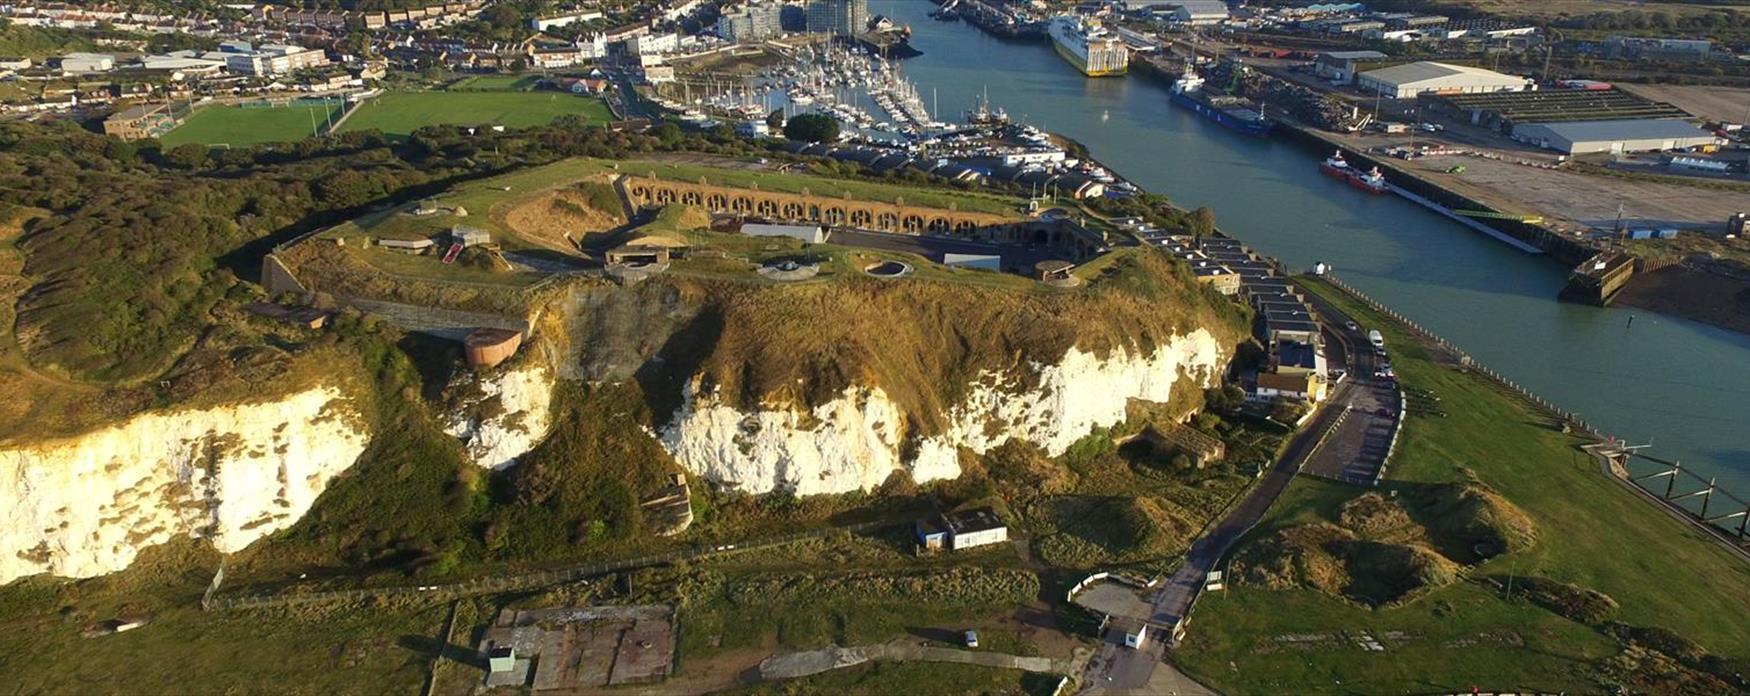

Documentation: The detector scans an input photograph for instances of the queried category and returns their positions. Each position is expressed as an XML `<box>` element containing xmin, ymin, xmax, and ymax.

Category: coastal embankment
<box><xmin>1311</xmin><ymin>272</ymin><xmax>1750</xmax><ymax>556</ymax></box>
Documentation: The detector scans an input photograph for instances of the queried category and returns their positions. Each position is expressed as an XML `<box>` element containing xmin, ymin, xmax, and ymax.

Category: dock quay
<box><xmin>1273</xmin><ymin>121</ymin><xmax>1602</xmax><ymax>266</ymax></box>
<box><xmin>1386</xmin><ymin>184</ymin><xmax>1544</xmax><ymax>254</ymax></box>
<box><xmin>940</xmin><ymin>0</ymin><xmax>1043</xmax><ymax>42</ymax></box>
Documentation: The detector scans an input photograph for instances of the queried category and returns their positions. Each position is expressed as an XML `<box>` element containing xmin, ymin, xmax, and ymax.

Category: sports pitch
<box><xmin>159</xmin><ymin>89</ymin><xmax>613</xmax><ymax>146</ymax></box>
<box><xmin>336</xmin><ymin>90</ymin><xmax>612</xmax><ymax>137</ymax></box>
<box><xmin>159</xmin><ymin>102</ymin><xmax>341</xmax><ymax>147</ymax></box>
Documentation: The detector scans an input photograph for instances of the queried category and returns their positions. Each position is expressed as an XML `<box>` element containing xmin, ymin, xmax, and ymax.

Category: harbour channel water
<box><xmin>884</xmin><ymin>1</ymin><xmax>1750</xmax><ymax>491</ymax></box>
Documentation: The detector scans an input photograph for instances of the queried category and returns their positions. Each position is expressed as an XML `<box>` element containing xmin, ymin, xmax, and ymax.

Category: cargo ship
<box><xmin>1319</xmin><ymin>150</ymin><xmax>1388</xmax><ymax>194</ymax></box>
<box><xmin>1167</xmin><ymin>68</ymin><xmax>1273</xmax><ymax>137</ymax></box>
<box><xmin>1048</xmin><ymin>16</ymin><xmax>1128</xmax><ymax>77</ymax></box>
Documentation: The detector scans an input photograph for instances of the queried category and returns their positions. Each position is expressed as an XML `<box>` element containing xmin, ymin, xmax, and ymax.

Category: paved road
<box><xmin>1081</xmin><ymin>390</ymin><xmax>1346</xmax><ymax>693</ymax></box>
<box><xmin>1299</xmin><ymin>291</ymin><xmax>1401</xmax><ymax>485</ymax></box>
<box><xmin>1080</xmin><ymin>279</ymin><xmax>1378</xmax><ymax>694</ymax></box>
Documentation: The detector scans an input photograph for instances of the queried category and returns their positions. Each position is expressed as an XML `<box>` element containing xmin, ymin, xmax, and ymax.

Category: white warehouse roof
<box><xmin>1522</xmin><ymin>118</ymin><xmax>1709</xmax><ymax>143</ymax></box>
<box><xmin>1513</xmin><ymin>118</ymin><xmax>1717</xmax><ymax>154</ymax></box>
<box><xmin>1360</xmin><ymin>61</ymin><xmax>1523</xmax><ymax>89</ymax></box>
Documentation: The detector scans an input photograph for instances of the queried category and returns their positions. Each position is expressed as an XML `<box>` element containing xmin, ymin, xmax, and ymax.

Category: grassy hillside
<box><xmin>1175</xmin><ymin>276</ymin><xmax>1750</xmax><ymax>694</ymax></box>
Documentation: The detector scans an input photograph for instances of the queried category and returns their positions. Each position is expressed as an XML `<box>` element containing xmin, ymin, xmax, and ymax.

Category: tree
<box><xmin>1189</xmin><ymin>206</ymin><xmax>1217</xmax><ymax>237</ymax></box>
<box><xmin>651</xmin><ymin>122</ymin><xmax>682</xmax><ymax>146</ymax></box>
<box><xmin>765</xmin><ymin>108</ymin><xmax>784</xmax><ymax>130</ymax></box>
<box><xmin>344</xmin><ymin>30</ymin><xmax>371</xmax><ymax>57</ymax></box>
<box><xmin>783</xmin><ymin>113</ymin><xmax>839</xmax><ymax>143</ymax></box>
<box><xmin>165</xmin><ymin>142</ymin><xmax>208</xmax><ymax>169</ymax></box>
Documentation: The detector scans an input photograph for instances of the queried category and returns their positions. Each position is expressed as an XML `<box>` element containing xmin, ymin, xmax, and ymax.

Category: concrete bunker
<box><xmin>862</xmin><ymin>260</ymin><xmax>913</xmax><ymax>278</ymax></box>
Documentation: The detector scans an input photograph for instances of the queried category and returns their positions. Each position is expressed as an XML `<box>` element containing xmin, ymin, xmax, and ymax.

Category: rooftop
<box><xmin>1360</xmin><ymin>61</ymin><xmax>1522</xmax><ymax>86</ymax></box>
<box><xmin>943</xmin><ymin>507</ymin><xmax>1006</xmax><ymax>535</ymax></box>
<box><xmin>1435</xmin><ymin>88</ymin><xmax>1689</xmax><ymax>124</ymax></box>
<box><xmin>1258</xmin><ymin>370</ymin><xmax>1315</xmax><ymax>392</ymax></box>
<box><xmin>1521</xmin><ymin>118</ymin><xmax>1712</xmax><ymax>143</ymax></box>
<box><xmin>1319</xmin><ymin>50</ymin><xmax>1388</xmax><ymax>60</ymax></box>
<box><xmin>1278</xmin><ymin>340</ymin><xmax>1319</xmax><ymax>369</ymax></box>
<box><xmin>109</xmin><ymin>103</ymin><xmax>166</xmax><ymax>120</ymax></box>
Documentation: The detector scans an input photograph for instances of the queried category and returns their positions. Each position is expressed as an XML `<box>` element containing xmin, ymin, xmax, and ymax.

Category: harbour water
<box><xmin>885</xmin><ymin>1</ymin><xmax>1750</xmax><ymax>491</ymax></box>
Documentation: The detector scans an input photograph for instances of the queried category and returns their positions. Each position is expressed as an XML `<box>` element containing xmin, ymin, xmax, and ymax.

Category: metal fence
<box><xmin>205</xmin><ymin>519</ymin><xmax>891</xmax><ymax>611</ymax></box>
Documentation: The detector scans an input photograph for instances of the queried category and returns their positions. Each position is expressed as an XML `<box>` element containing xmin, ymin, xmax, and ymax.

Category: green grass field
<box><xmin>159</xmin><ymin>103</ymin><xmax>340</xmax><ymax>147</ymax></box>
<box><xmin>336</xmin><ymin>91</ymin><xmax>612</xmax><ymax>138</ymax></box>
<box><xmin>1173</xmin><ymin>275</ymin><xmax>1750</xmax><ymax>694</ymax></box>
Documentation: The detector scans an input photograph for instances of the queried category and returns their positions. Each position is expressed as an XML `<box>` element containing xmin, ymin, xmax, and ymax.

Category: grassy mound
<box><xmin>1336</xmin><ymin>493</ymin><xmax>1417</xmax><ymax>539</ymax></box>
<box><xmin>642</xmin><ymin>203</ymin><xmax>710</xmax><ymax>238</ymax></box>
<box><xmin>1406</xmin><ymin>482</ymin><xmax>1538</xmax><ymax>563</ymax></box>
<box><xmin>1340</xmin><ymin>540</ymin><xmax>1460</xmax><ymax>606</ymax></box>
<box><xmin>1235</xmin><ymin>483</ymin><xmax>1533</xmax><ymax>606</ymax></box>
<box><xmin>1234</xmin><ymin>524</ymin><xmax>1460</xmax><ymax>606</ymax></box>
<box><xmin>499</xmin><ymin>179</ymin><xmax>625</xmax><ymax>249</ymax></box>
<box><xmin>1035</xmin><ymin>495</ymin><xmax>1196</xmax><ymax>568</ymax></box>
<box><xmin>1233</xmin><ymin>522</ymin><xmax>1355</xmax><ymax>595</ymax></box>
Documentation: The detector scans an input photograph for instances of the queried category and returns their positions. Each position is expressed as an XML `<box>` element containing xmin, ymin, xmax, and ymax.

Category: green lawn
<box><xmin>337</xmin><ymin>91</ymin><xmax>612</xmax><ymax>138</ymax></box>
<box><xmin>1173</xmin><ymin>275</ymin><xmax>1750</xmax><ymax>694</ymax></box>
<box><xmin>160</xmin><ymin>103</ymin><xmax>340</xmax><ymax>147</ymax></box>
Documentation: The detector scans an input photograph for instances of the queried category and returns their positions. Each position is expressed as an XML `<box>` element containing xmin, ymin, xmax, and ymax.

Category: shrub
<box><xmin>1507</xmin><ymin>576</ymin><xmax>1619</xmax><ymax>625</ymax></box>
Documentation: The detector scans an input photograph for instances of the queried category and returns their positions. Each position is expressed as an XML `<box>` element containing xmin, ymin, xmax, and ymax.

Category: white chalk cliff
<box><xmin>444</xmin><ymin>364</ymin><xmax>555</xmax><ymax>470</ymax></box>
<box><xmin>0</xmin><ymin>386</ymin><xmax>369</xmax><ymax>585</ymax></box>
<box><xmin>661</xmin><ymin>329</ymin><xmax>1226</xmax><ymax>496</ymax></box>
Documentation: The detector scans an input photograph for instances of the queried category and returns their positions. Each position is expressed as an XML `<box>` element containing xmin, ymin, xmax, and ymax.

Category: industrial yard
<box><xmin>1620</xmin><ymin>83</ymin><xmax>1750</xmax><ymax>126</ymax></box>
<box><xmin>1317</xmin><ymin>121</ymin><xmax>1743</xmax><ymax>235</ymax></box>
<box><xmin>1399</xmin><ymin>147</ymin><xmax>1742</xmax><ymax>234</ymax></box>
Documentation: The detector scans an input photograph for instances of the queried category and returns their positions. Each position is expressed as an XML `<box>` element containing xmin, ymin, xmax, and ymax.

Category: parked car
<box><xmin>964</xmin><ymin>630</ymin><xmax>979</xmax><ymax>648</ymax></box>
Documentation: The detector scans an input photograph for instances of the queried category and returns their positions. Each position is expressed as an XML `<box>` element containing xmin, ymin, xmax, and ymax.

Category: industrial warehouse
<box><xmin>1431</xmin><ymin>87</ymin><xmax>1691</xmax><ymax>130</ymax></box>
<box><xmin>1356</xmin><ymin>61</ymin><xmax>1528</xmax><ymax>99</ymax></box>
<box><xmin>1426</xmin><ymin>87</ymin><xmax>1716</xmax><ymax>154</ymax></box>
<box><xmin>1511</xmin><ymin>119</ymin><xmax>1719</xmax><ymax>155</ymax></box>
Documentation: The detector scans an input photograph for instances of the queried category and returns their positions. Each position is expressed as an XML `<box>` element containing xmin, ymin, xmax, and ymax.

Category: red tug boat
<box><xmin>1319</xmin><ymin>150</ymin><xmax>1389</xmax><ymax>195</ymax></box>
